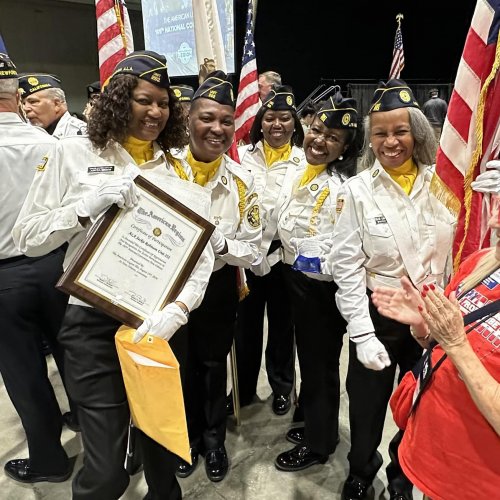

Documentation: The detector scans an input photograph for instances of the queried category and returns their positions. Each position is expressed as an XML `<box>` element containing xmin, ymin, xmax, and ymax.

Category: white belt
<box><xmin>268</xmin><ymin>247</ymin><xmax>283</xmax><ymax>267</ymax></box>
<box><xmin>283</xmin><ymin>249</ymin><xmax>296</xmax><ymax>266</ymax></box>
<box><xmin>213</xmin><ymin>260</ymin><xmax>226</xmax><ymax>272</ymax></box>
<box><xmin>366</xmin><ymin>272</ymin><xmax>443</xmax><ymax>292</ymax></box>
<box><xmin>365</xmin><ymin>272</ymin><xmax>402</xmax><ymax>291</ymax></box>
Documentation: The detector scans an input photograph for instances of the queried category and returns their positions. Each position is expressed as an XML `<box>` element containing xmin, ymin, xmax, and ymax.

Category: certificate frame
<box><xmin>56</xmin><ymin>175</ymin><xmax>214</xmax><ymax>328</ymax></box>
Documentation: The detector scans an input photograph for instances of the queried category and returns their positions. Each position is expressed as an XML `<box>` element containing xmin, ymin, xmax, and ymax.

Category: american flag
<box><xmin>432</xmin><ymin>0</ymin><xmax>500</xmax><ymax>268</ymax></box>
<box><xmin>234</xmin><ymin>0</ymin><xmax>260</xmax><ymax>144</ymax></box>
<box><xmin>389</xmin><ymin>14</ymin><xmax>405</xmax><ymax>79</ymax></box>
<box><xmin>95</xmin><ymin>0</ymin><xmax>134</xmax><ymax>84</ymax></box>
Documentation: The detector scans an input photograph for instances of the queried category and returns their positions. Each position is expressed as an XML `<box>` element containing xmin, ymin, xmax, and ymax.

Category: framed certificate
<box><xmin>57</xmin><ymin>175</ymin><xmax>214</xmax><ymax>328</ymax></box>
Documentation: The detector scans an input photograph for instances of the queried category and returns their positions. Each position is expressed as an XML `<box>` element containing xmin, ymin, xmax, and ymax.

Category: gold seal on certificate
<box><xmin>57</xmin><ymin>175</ymin><xmax>214</xmax><ymax>328</ymax></box>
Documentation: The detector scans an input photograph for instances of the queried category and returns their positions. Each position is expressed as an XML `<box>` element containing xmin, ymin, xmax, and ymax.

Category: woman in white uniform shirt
<box><xmin>234</xmin><ymin>86</ymin><xmax>304</xmax><ymax>415</ymax></box>
<box><xmin>275</xmin><ymin>93</ymin><xmax>363</xmax><ymax>472</ymax></box>
<box><xmin>13</xmin><ymin>51</ymin><xmax>214</xmax><ymax>500</ymax></box>
<box><xmin>170</xmin><ymin>71</ymin><xmax>261</xmax><ymax>483</ymax></box>
<box><xmin>331</xmin><ymin>80</ymin><xmax>456</xmax><ymax>500</ymax></box>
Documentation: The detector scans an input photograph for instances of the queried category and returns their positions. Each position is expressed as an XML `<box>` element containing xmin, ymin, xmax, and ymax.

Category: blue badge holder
<box><xmin>291</xmin><ymin>255</ymin><xmax>322</xmax><ymax>274</ymax></box>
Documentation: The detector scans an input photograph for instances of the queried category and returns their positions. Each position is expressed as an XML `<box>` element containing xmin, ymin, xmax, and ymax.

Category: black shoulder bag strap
<box><xmin>409</xmin><ymin>298</ymin><xmax>500</xmax><ymax>415</ymax></box>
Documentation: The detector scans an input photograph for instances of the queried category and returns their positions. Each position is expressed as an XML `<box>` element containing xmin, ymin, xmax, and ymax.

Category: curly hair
<box><xmin>88</xmin><ymin>74</ymin><xmax>188</xmax><ymax>151</ymax></box>
<box><xmin>359</xmin><ymin>107</ymin><xmax>437</xmax><ymax>170</ymax></box>
<box><xmin>248</xmin><ymin>106</ymin><xmax>304</xmax><ymax>149</ymax></box>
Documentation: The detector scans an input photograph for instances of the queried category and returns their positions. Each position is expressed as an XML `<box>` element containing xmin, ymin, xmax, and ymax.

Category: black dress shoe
<box><xmin>272</xmin><ymin>394</ymin><xmax>291</xmax><ymax>416</ymax></box>
<box><xmin>275</xmin><ymin>445</ymin><xmax>328</xmax><ymax>472</ymax></box>
<box><xmin>388</xmin><ymin>488</ymin><xmax>413</xmax><ymax>500</ymax></box>
<box><xmin>4</xmin><ymin>459</ymin><xmax>72</xmax><ymax>484</ymax></box>
<box><xmin>176</xmin><ymin>448</ymin><xmax>199</xmax><ymax>478</ymax></box>
<box><xmin>62</xmin><ymin>412</ymin><xmax>81</xmax><ymax>433</ymax></box>
<box><xmin>205</xmin><ymin>447</ymin><xmax>228</xmax><ymax>482</ymax></box>
<box><xmin>341</xmin><ymin>475</ymin><xmax>371</xmax><ymax>500</ymax></box>
<box><xmin>286</xmin><ymin>426</ymin><xmax>304</xmax><ymax>445</ymax></box>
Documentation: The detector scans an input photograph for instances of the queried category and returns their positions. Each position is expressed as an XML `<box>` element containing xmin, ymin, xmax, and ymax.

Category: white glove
<box><xmin>471</xmin><ymin>160</ymin><xmax>500</xmax><ymax>194</ymax></box>
<box><xmin>210</xmin><ymin>228</ymin><xmax>227</xmax><ymax>255</ymax></box>
<box><xmin>76</xmin><ymin>176</ymin><xmax>139</xmax><ymax>221</ymax></box>
<box><xmin>133</xmin><ymin>302</ymin><xmax>188</xmax><ymax>343</ymax></box>
<box><xmin>250</xmin><ymin>254</ymin><xmax>271</xmax><ymax>276</ymax></box>
<box><xmin>290</xmin><ymin>234</ymin><xmax>333</xmax><ymax>259</ymax></box>
<box><xmin>353</xmin><ymin>334</ymin><xmax>391</xmax><ymax>371</ymax></box>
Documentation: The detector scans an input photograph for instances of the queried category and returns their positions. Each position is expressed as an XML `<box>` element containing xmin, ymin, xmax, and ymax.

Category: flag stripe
<box><xmin>95</xmin><ymin>0</ymin><xmax>134</xmax><ymax>84</ymax></box>
<box><xmin>234</xmin><ymin>0</ymin><xmax>259</xmax><ymax>144</ymax></box>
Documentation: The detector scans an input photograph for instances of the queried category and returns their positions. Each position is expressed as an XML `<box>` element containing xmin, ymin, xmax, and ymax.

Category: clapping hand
<box><xmin>372</xmin><ymin>276</ymin><xmax>425</xmax><ymax>326</ymax></box>
<box><xmin>419</xmin><ymin>287</ymin><xmax>466</xmax><ymax>351</ymax></box>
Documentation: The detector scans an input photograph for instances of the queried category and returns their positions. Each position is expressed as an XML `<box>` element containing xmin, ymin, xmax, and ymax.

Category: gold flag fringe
<box><xmin>430</xmin><ymin>172</ymin><xmax>461</xmax><ymax>219</ymax></box>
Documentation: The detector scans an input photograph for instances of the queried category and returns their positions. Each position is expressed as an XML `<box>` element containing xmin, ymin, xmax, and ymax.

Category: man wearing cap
<box><xmin>422</xmin><ymin>88</ymin><xmax>448</xmax><ymax>142</ymax></box>
<box><xmin>18</xmin><ymin>73</ymin><xmax>86</xmax><ymax>138</ymax></box>
<box><xmin>82</xmin><ymin>80</ymin><xmax>100</xmax><ymax>121</ymax></box>
<box><xmin>171</xmin><ymin>70</ymin><xmax>261</xmax><ymax>482</ymax></box>
<box><xmin>0</xmin><ymin>53</ymin><xmax>73</xmax><ymax>485</ymax></box>
<box><xmin>331</xmin><ymin>79</ymin><xmax>456</xmax><ymax>500</ymax></box>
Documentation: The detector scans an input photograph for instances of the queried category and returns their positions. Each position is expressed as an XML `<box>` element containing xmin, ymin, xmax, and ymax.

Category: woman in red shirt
<box><xmin>371</xmin><ymin>167</ymin><xmax>500</xmax><ymax>500</ymax></box>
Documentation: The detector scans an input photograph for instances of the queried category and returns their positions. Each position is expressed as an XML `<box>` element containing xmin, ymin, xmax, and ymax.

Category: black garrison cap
<box><xmin>261</xmin><ymin>85</ymin><xmax>296</xmax><ymax>111</ymax></box>
<box><xmin>317</xmin><ymin>91</ymin><xmax>358</xmax><ymax>129</ymax></box>
<box><xmin>369</xmin><ymin>79</ymin><xmax>419</xmax><ymax>113</ymax></box>
<box><xmin>0</xmin><ymin>53</ymin><xmax>17</xmax><ymax>79</ymax></box>
<box><xmin>193</xmin><ymin>70</ymin><xmax>235</xmax><ymax>108</ymax></box>
<box><xmin>171</xmin><ymin>84</ymin><xmax>194</xmax><ymax>102</ymax></box>
<box><xmin>18</xmin><ymin>73</ymin><xmax>61</xmax><ymax>96</ymax></box>
<box><xmin>110</xmin><ymin>50</ymin><xmax>170</xmax><ymax>88</ymax></box>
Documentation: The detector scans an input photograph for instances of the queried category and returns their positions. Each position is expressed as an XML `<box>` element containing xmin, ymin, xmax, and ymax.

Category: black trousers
<box><xmin>59</xmin><ymin>305</ymin><xmax>182</xmax><ymax>500</ymax></box>
<box><xmin>283</xmin><ymin>265</ymin><xmax>346</xmax><ymax>456</ymax></box>
<box><xmin>0</xmin><ymin>249</ymin><xmax>69</xmax><ymax>472</ymax></box>
<box><xmin>346</xmin><ymin>291</ymin><xmax>422</xmax><ymax>490</ymax></box>
<box><xmin>184</xmin><ymin>264</ymin><xmax>239</xmax><ymax>452</ymax></box>
<box><xmin>234</xmin><ymin>261</ymin><xmax>294</xmax><ymax>405</ymax></box>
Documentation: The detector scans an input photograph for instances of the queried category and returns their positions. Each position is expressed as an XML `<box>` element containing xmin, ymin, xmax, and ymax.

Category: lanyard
<box><xmin>410</xmin><ymin>298</ymin><xmax>500</xmax><ymax>414</ymax></box>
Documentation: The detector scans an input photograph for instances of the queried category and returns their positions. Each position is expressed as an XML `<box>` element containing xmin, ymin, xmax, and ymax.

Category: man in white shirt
<box><xmin>0</xmin><ymin>52</ymin><xmax>72</xmax><ymax>485</ymax></box>
<box><xmin>18</xmin><ymin>73</ymin><xmax>86</xmax><ymax>138</ymax></box>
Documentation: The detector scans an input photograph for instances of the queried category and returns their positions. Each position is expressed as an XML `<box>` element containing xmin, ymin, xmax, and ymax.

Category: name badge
<box><xmin>375</xmin><ymin>216</ymin><xmax>387</xmax><ymax>224</ymax></box>
<box><xmin>88</xmin><ymin>165</ymin><xmax>114</xmax><ymax>174</ymax></box>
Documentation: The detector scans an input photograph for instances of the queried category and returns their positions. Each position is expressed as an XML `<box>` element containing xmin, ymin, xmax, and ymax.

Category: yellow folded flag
<box><xmin>115</xmin><ymin>326</ymin><xmax>190</xmax><ymax>464</ymax></box>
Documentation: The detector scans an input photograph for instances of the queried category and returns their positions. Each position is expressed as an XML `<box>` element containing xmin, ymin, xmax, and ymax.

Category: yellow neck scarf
<box><xmin>299</xmin><ymin>163</ymin><xmax>327</xmax><ymax>188</ymax></box>
<box><xmin>383</xmin><ymin>158</ymin><xmax>418</xmax><ymax>195</ymax></box>
<box><xmin>186</xmin><ymin>147</ymin><xmax>222</xmax><ymax>186</ymax></box>
<box><xmin>263</xmin><ymin>140</ymin><xmax>292</xmax><ymax>167</ymax></box>
<box><xmin>123</xmin><ymin>136</ymin><xmax>154</xmax><ymax>165</ymax></box>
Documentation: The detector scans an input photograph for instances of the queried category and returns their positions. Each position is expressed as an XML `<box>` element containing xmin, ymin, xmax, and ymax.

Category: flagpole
<box><xmin>389</xmin><ymin>12</ymin><xmax>405</xmax><ymax>80</ymax></box>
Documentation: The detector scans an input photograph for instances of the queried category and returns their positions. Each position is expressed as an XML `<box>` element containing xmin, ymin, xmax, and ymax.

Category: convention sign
<box><xmin>57</xmin><ymin>175</ymin><xmax>214</xmax><ymax>328</ymax></box>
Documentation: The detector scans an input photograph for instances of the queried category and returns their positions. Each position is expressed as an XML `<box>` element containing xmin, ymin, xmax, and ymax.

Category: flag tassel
<box><xmin>454</xmin><ymin>27</ymin><xmax>500</xmax><ymax>271</ymax></box>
